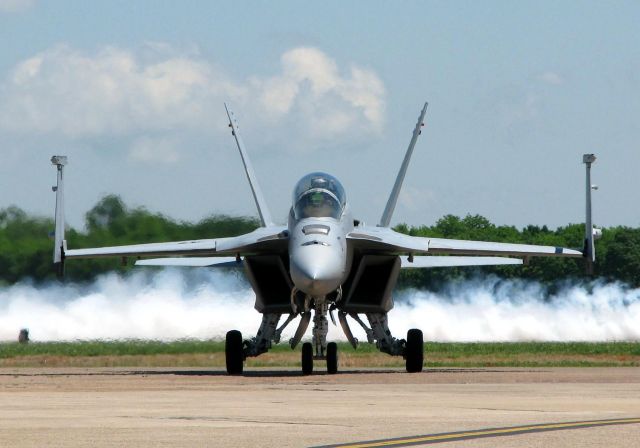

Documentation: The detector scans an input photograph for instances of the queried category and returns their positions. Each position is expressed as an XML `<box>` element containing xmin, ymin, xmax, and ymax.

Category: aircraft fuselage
<box><xmin>288</xmin><ymin>205</ymin><xmax>354</xmax><ymax>298</ymax></box>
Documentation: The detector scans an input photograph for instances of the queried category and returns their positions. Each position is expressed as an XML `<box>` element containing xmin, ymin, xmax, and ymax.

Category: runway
<box><xmin>319</xmin><ymin>418</ymin><xmax>640</xmax><ymax>447</ymax></box>
<box><xmin>0</xmin><ymin>367</ymin><xmax>638</xmax><ymax>447</ymax></box>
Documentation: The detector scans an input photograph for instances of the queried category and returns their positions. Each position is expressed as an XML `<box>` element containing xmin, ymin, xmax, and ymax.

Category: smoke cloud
<box><xmin>0</xmin><ymin>270</ymin><xmax>638</xmax><ymax>342</ymax></box>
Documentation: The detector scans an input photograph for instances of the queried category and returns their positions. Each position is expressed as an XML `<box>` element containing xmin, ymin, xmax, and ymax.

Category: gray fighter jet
<box><xmin>51</xmin><ymin>103</ymin><xmax>599</xmax><ymax>375</ymax></box>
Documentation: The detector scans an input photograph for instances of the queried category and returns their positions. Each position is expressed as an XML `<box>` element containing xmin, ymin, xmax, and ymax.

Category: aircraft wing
<box><xmin>347</xmin><ymin>227</ymin><xmax>429</xmax><ymax>253</ymax></box>
<box><xmin>64</xmin><ymin>226</ymin><xmax>288</xmax><ymax>260</ymax></box>
<box><xmin>347</xmin><ymin>226</ymin><xmax>583</xmax><ymax>259</ymax></box>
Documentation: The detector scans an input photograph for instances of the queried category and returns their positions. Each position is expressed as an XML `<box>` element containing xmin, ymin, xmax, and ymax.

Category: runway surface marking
<box><xmin>316</xmin><ymin>417</ymin><xmax>640</xmax><ymax>447</ymax></box>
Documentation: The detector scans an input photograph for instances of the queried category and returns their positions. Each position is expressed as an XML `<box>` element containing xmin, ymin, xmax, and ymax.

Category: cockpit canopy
<box><xmin>293</xmin><ymin>172</ymin><xmax>346</xmax><ymax>220</ymax></box>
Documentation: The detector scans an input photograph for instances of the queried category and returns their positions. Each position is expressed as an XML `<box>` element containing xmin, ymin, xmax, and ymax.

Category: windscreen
<box><xmin>293</xmin><ymin>172</ymin><xmax>346</xmax><ymax>219</ymax></box>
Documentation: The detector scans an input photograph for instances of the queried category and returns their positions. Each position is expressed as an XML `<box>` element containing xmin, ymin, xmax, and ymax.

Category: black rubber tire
<box><xmin>405</xmin><ymin>328</ymin><xmax>424</xmax><ymax>373</ymax></box>
<box><xmin>225</xmin><ymin>330</ymin><xmax>244</xmax><ymax>375</ymax></box>
<box><xmin>301</xmin><ymin>342</ymin><xmax>314</xmax><ymax>375</ymax></box>
<box><xmin>326</xmin><ymin>342</ymin><xmax>338</xmax><ymax>374</ymax></box>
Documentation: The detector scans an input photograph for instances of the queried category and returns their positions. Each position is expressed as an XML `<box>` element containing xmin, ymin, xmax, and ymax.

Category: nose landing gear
<box><xmin>300</xmin><ymin>299</ymin><xmax>339</xmax><ymax>375</ymax></box>
<box><xmin>326</xmin><ymin>341</ymin><xmax>338</xmax><ymax>374</ymax></box>
<box><xmin>300</xmin><ymin>341</ymin><xmax>339</xmax><ymax>375</ymax></box>
<box><xmin>301</xmin><ymin>342</ymin><xmax>313</xmax><ymax>375</ymax></box>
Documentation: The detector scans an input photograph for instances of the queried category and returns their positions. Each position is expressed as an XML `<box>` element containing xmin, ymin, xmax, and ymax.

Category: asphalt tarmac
<box><xmin>0</xmin><ymin>367</ymin><xmax>638</xmax><ymax>447</ymax></box>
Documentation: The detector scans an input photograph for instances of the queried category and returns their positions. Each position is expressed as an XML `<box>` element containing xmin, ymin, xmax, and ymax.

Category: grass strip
<box><xmin>0</xmin><ymin>341</ymin><xmax>639</xmax><ymax>367</ymax></box>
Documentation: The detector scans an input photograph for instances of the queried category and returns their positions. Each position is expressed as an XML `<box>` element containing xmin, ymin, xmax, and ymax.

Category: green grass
<box><xmin>0</xmin><ymin>339</ymin><xmax>226</xmax><ymax>358</ymax></box>
<box><xmin>424</xmin><ymin>341</ymin><xmax>640</xmax><ymax>357</ymax></box>
<box><xmin>0</xmin><ymin>340</ymin><xmax>639</xmax><ymax>368</ymax></box>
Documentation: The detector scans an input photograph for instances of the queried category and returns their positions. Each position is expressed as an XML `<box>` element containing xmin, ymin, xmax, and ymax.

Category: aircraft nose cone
<box><xmin>291</xmin><ymin>245</ymin><xmax>343</xmax><ymax>297</ymax></box>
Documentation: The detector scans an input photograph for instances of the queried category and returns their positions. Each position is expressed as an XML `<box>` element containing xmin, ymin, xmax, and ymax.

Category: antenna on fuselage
<box><xmin>378</xmin><ymin>102</ymin><xmax>428</xmax><ymax>227</ymax></box>
<box><xmin>225</xmin><ymin>103</ymin><xmax>274</xmax><ymax>227</ymax></box>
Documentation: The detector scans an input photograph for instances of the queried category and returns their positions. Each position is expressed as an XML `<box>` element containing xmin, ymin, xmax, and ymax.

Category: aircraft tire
<box><xmin>225</xmin><ymin>330</ymin><xmax>244</xmax><ymax>375</ymax></box>
<box><xmin>405</xmin><ymin>328</ymin><xmax>424</xmax><ymax>373</ymax></box>
<box><xmin>301</xmin><ymin>342</ymin><xmax>313</xmax><ymax>375</ymax></box>
<box><xmin>326</xmin><ymin>342</ymin><xmax>338</xmax><ymax>374</ymax></box>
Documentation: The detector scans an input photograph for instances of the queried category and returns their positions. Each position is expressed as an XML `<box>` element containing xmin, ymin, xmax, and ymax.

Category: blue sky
<box><xmin>1</xmin><ymin>1</ymin><xmax>638</xmax><ymax>229</ymax></box>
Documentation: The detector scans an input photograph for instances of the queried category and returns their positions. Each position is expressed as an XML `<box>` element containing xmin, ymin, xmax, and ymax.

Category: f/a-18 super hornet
<box><xmin>51</xmin><ymin>103</ymin><xmax>599</xmax><ymax>375</ymax></box>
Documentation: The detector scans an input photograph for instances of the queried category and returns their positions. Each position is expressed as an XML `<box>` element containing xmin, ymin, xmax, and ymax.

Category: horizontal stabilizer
<box><xmin>401</xmin><ymin>256</ymin><xmax>522</xmax><ymax>269</ymax></box>
<box><xmin>427</xmin><ymin>237</ymin><xmax>583</xmax><ymax>257</ymax></box>
<box><xmin>136</xmin><ymin>257</ymin><xmax>242</xmax><ymax>267</ymax></box>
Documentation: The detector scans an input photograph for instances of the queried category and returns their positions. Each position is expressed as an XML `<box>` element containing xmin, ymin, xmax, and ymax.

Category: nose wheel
<box><xmin>326</xmin><ymin>342</ymin><xmax>338</xmax><ymax>374</ymax></box>
<box><xmin>300</xmin><ymin>341</ymin><xmax>339</xmax><ymax>375</ymax></box>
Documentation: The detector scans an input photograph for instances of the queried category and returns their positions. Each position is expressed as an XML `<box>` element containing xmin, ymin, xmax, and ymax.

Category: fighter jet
<box><xmin>51</xmin><ymin>103</ymin><xmax>599</xmax><ymax>375</ymax></box>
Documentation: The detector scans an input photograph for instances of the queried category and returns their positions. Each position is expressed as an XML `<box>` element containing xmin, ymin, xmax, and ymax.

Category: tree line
<box><xmin>0</xmin><ymin>195</ymin><xmax>638</xmax><ymax>287</ymax></box>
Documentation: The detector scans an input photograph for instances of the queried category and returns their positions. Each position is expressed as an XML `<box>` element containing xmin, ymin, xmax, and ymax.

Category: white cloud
<box><xmin>255</xmin><ymin>47</ymin><xmax>385</xmax><ymax>136</ymax></box>
<box><xmin>0</xmin><ymin>44</ymin><xmax>386</xmax><ymax>158</ymax></box>
<box><xmin>539</xmin><ymin>71</ymin><xmax>564</xmax><ymax>85</ymax></box>
<box><xmin>0</xmin><ymin>0</ymin><xmax>34</xmax><ymax>13</ymax></box>
<box><xmin>0</xmin><ymin>45</ymin><xmax>241</xmax><ymax>136</ymax></box>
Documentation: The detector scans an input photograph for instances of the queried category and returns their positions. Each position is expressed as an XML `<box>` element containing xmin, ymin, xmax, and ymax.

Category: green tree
<box><xmin>0</xmin><ymin>200</ymin><xmax>636</xmax><ymax>287</ymax></box>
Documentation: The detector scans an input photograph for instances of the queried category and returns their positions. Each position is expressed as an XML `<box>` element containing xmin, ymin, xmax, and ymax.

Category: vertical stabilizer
<box><xmin>224</xmin><ymin>104</ymin><xmax>274</xmax><ymax>227</ymax></box>
<box><xmin>583</xmin><ymin>154</ymin><xmax>600</xmax><ymax>275</ymax></box>
<box><xmin>379</xmin><ymin>102</ymin><xmax>428</xmax><ymax>227</ymax></box>
<box><xmin>51</xmin><ymin>155</ymin><xmax>67</xmax><ymax>277</ymax></box>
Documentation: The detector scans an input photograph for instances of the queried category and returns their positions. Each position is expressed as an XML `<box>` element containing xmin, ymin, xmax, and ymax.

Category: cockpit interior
<box><xmin>293</xmin><ymin>172</ymin><xmax>346</xmax><ymax>220</ymax></box>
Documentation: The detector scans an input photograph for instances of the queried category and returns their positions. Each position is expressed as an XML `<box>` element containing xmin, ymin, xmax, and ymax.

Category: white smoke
<box><xmin>392</xmin><ymin>278</ymin><xmax>640</xmax><ymax>342</ymax></box>
<box><xmin>0</xmin><ymin>270</ymin><xmax>639</xmax><ymax>342</ymax></box>
<box><xmin>0</xmin><ymin>269</ymin><xmax>260</xmax><ymax>341</ymax></box>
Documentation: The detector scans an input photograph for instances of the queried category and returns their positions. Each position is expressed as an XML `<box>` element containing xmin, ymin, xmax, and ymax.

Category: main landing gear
<box><xmin>223</xmin><ymin>300</ymin><xmax>424</xmax><ymax>375</ymax></box>
<box><xmin>225</xmin><ymin>330</ymin><xmax>244</xmax><ymax>375</ymax></box>
<box><xmin>405</xmin><ymin>329</ymin><xmax>424</xmax><ymax>373</ymax></box>
<box><xmin>339</xmin><ymin>312</ymin><xmax>424</xmax><ymax>373</ymax></box>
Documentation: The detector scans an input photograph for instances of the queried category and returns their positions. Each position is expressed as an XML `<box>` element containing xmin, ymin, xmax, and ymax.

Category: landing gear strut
<box><xmin>341</xmin><ymin>312</ymin><xmax>424</xmax><ymax>373</ymax></box>
<box><xmin>225</xmin><ymin>313</ymin><xmax>287</xmax><ymax>375</ymax></box>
